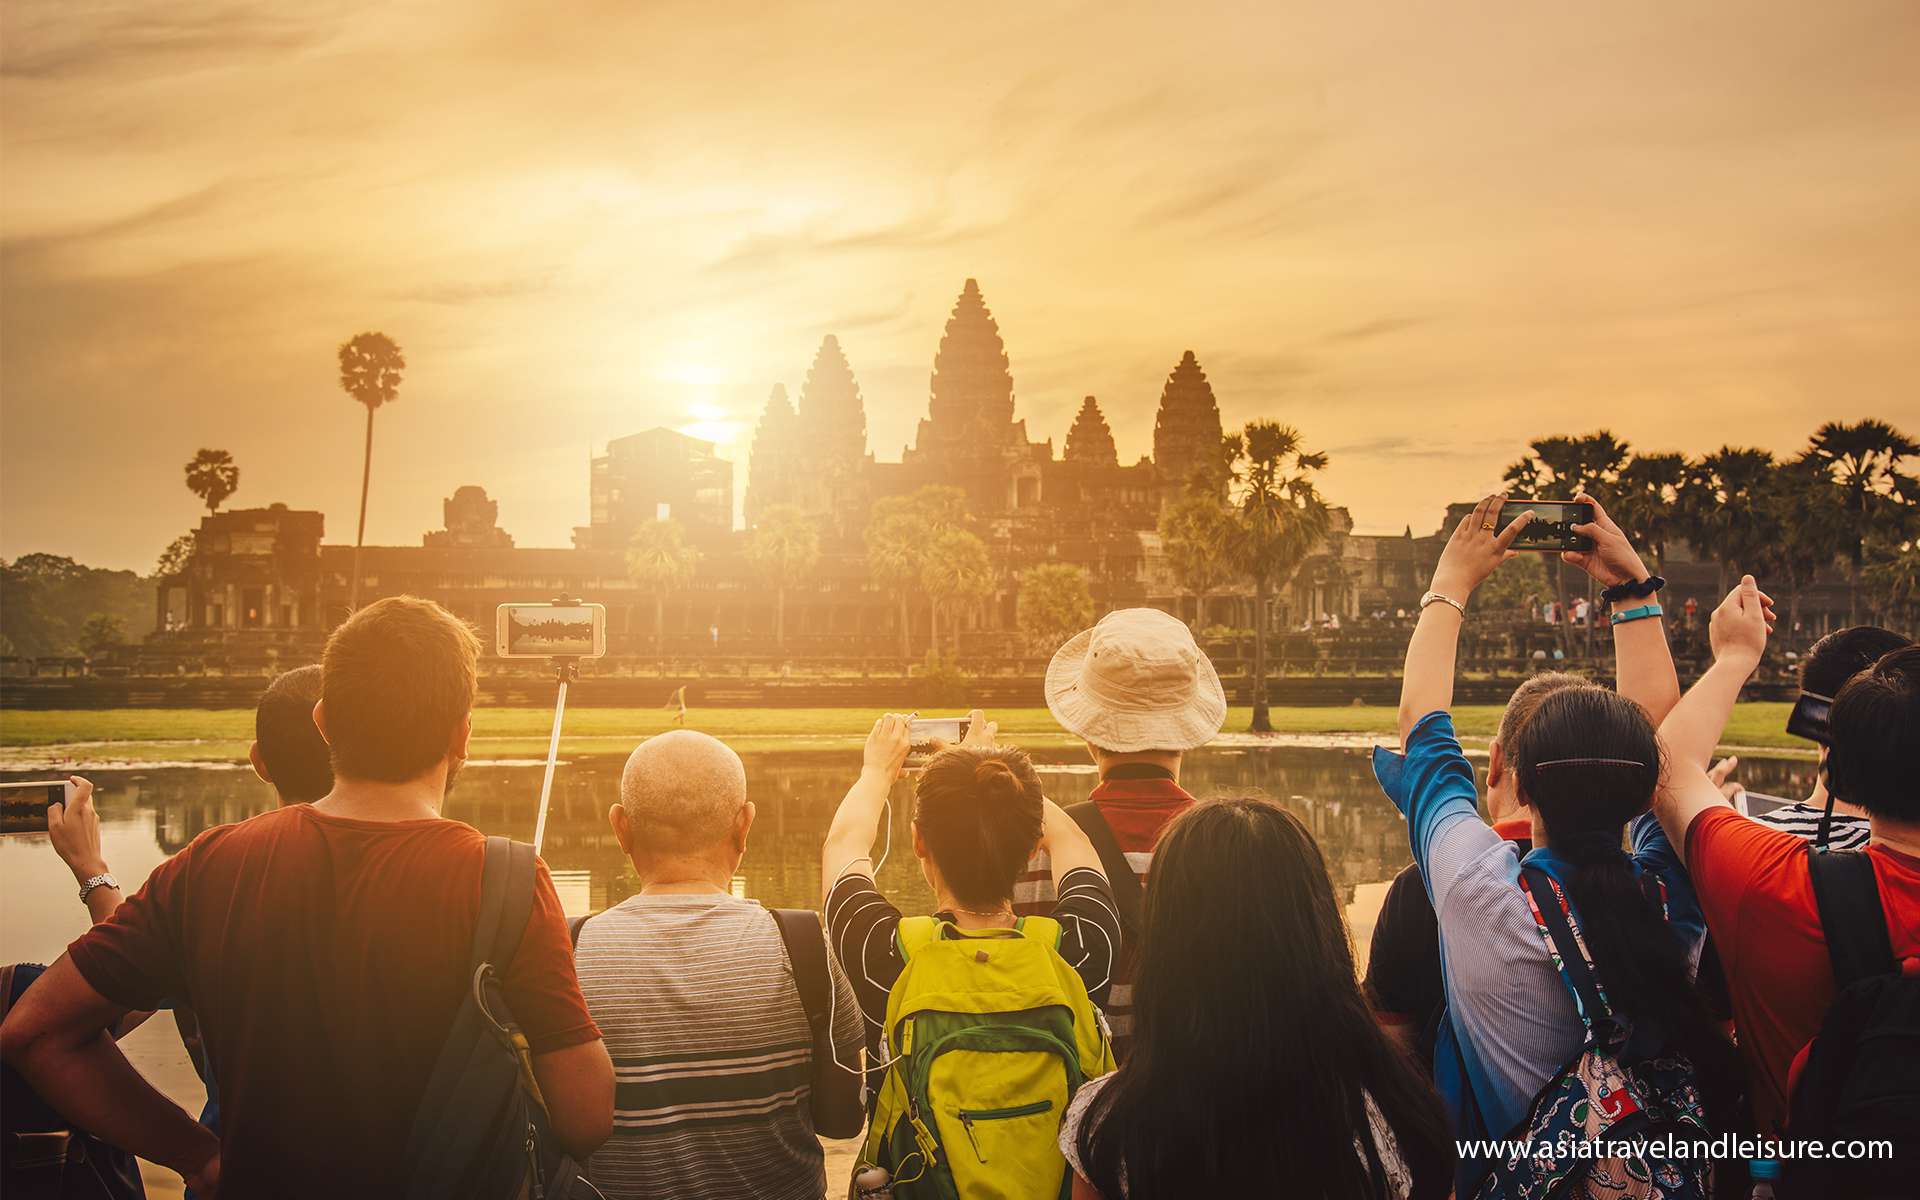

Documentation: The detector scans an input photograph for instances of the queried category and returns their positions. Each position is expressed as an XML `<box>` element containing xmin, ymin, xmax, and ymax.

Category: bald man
<box><xmin>570</xmin><ymin>731</ymin><xmax>865</xmax><ymax>1200</ymax></box>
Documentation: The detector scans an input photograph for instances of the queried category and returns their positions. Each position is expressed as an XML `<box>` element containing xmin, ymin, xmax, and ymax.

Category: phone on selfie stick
<box><xmin>496</xmin><ymin>599</ymin><xmax>607</xmax><ymax>855</ymax></box>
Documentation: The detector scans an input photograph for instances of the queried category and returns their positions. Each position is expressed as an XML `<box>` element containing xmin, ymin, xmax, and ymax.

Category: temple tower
<box><xmin>797</xmin><ymin>335</ymin><xmax>868</xmax><ymax>474</ymax></box>
<box><xmin>1152</xmin><ymin>350</ymin><xmax>1225</xmax><ymax>496</ymax></box>
<box><xmin>1063</xmin><ymin>396</ymin><xmax>1118</xmax><ymax>466</ymax></box>
<box><xmin>912</xmin><ymin>279</ymin><xmax>1023</xmax><ymax>461</ymax></box>
<box><xmin>746</xmin><ymin>383</ymin><xmax>802</xmax><ymax>527</ymax></box>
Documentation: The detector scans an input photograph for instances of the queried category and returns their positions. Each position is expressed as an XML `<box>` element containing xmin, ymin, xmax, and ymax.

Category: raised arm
<box><xmin>1038</xmin><ymin>798</ymin><xmax>1104</xmax><ymax>886</ymax></box>
<box><xmin>821</xmin><ymin>713</ymin><xmax>911</xmax><ymax>901</ymax></box>
<box><xmin>1398</xmin><ymin>494</ymin><xmax>1533</xmax><ymax>744</ymax></box>
<box><xmin>1562</xmin><ymin>492</ymin><xmax>1679</xmax><ymax>724</ymax></box>
<box><xmin>1654</xmin><ymin>576</ymin><xmax>1774</xmax><ymax>861</ymax></box>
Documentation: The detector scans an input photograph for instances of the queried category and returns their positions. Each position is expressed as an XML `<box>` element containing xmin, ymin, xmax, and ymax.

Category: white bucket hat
<box><xmin>1044</xmin><ymin>608</ymin><xmax>1227</xmax><ymax>753</ymax></box>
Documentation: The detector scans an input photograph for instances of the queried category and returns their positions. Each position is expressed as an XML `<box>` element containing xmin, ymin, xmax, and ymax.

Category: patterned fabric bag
<box><xmin>1471</xmin><ymin>868</ymin><xmax>1711</xmax><ymax>1200</ymax></box>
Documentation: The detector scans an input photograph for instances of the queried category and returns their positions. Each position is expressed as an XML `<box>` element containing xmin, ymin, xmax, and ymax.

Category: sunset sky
<box><xmin>4</xmin><ymin>0</ymin><xmax>1917</xmax><ymax>571</ymax></box>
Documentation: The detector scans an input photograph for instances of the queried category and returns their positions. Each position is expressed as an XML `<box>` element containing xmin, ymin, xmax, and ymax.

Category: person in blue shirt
<box><xmin>1377</xmin><ymin>493</ymin><xmax>1744</xmax><ymax>1194</ymax></box>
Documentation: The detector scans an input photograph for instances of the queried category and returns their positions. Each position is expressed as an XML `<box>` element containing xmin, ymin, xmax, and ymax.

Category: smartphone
<box><xmin>495</xmin><ymin>602</ymin><xmax>608</xmax><ymax>659</ymax></box>
<box><xmin>1735</xmin><ymin>790</ymin><xmax>1796</xmax><ymax>820</ymax></box>
<box><xmin>1500</xmin><ymin>501</ymin><xmax>1596</xmax><ymax>552</ymax></box>
<box><xmin>905</xmin><ymin>717</ymin><xmax>969</xmax><ymax>770</ymax></box>
<box><xmin>0</xmin><ymin>780</ymin><xmax>67</xmax><ymax>836</ymax></box>
<box><xmin>1785</xmin><ymin>691</ymin><xmax>1832</xmax><ymax>746</ymax></box>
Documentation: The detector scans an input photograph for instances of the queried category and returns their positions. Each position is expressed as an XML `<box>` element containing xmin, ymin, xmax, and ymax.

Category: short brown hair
<box><xmin>321</xmin><ymin>596</ymin><xmax>480</xmax><ymax>781</ymax></box>
<box><xmin>913</xmin><ymin>745</ymin><xmax>1045</xmax><ymax>909</ymax></box>
<box><xmin>1497</xmin><ymin>671</ymin><xmax>1590</xmax><ymax>749</ymax></box>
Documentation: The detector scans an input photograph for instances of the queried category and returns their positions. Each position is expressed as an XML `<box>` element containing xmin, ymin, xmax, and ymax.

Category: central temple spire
<box><xmin>919</xmin><ymin>278</ymin><xmax>1016</xmax><ymax>452</ymax></box>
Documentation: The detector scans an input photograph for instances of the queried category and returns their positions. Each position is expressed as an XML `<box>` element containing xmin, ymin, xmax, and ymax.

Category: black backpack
<box><xmin>1065</xmin><ymin>800</ymin><xmax>1144</xmax><ymax>942</ymax></box>
<box><xmin>402</xmin><ymin>837</ymin><xmax>598</xmax><ymax>1200</ymax></box>
<box><xmin>1785</xmin><ymin>846</ymin><xmax>1919</xmax><ymax>1198</ymax></box>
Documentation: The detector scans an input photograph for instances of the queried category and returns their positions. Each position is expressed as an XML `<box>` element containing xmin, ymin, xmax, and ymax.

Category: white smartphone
<box><xmin>495</xmin><ymin>602</ymin><xmax>608</xmax><ymax>659</ymax></box>
<box><xmin>0</xmin><ymin>780</ymin><xmax>70</xmax><ymax>836</ymax></box>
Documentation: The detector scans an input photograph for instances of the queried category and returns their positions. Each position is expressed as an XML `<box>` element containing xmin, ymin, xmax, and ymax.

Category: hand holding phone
<box><xmin>47</xmin><ymin>776</ymin><xmax>108</xmax><ymax>881</ymax></box>
<box><xmin>0</xmin><ymin>779</ymin><xmax>67</xmax><ymax>836</ymax></box>
<box><xmin>1499</xmin><ymin>500</ymin><xmax>1597</xmax><ymax>553</ymax></box>
<box><xmin>1556</xmin><ymin>492</ymin><xmax>1649</xmax><ymax>587</ymax></box>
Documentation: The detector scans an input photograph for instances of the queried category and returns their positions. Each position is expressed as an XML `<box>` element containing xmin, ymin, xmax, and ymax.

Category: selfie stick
<box><xmin>531</xmin><ymin>594</ymin><xmax>585</xmax><ymax>857</ymax></box>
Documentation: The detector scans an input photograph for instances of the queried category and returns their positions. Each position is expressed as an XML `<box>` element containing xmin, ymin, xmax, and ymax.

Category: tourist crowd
<box><xmin>2</xmin><ymin>493</ymin><xmax>1915</xmax><ymax>1199</ymax></box>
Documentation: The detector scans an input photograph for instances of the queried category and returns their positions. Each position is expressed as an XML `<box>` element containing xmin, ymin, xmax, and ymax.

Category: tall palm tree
<box><xmin>920</xmin><ymin>528</ymin><xmax>994</xmax><ymax>662</ymax></box>
<box><xmin>1759</xmin><ymin>456</ymin><xmax>1845</xmax><ymax>634</ymax></box>
<box><xmin>1223</xmin><ymin>422</ymin><xmax>1331</xmax><ymax>734</ymax></box>
<box><xmin>865</xmin><ymin>510</ymin><xmax>927</xmax><ymax>662</ymax></box>
<box><xmin>1802</xmin><ymin>419</ymin><xmax>1919</xmax><ymax>622</ymax></box>
<box><xmin>338</xmin><ymin>332</ymin><xmax>406</xmax><ymax>610</ymax></box>
<box><xmin>184</xmin><ymin>449</ymin><xmax>239</xmax><ymax>514</ymax></box>
<box><xmin>1158</xmin><ymin>492</ymin><xmax>1235</xmax><ymax>628</ymax></box>
<box><xmin>746</xmin><ymin>504</ymin><xmax>821</xmax><ymax>652</ymax></box>
<box><xmin>1678</xmin><ymin>447</ymin><xmax>1777</xmax><ymax>595</ymax></box>
<box><xmin>1610</xmin><ymin>451</ymin><xmax>1689</xmax><ymax>573</ymax></box>
<box><xmin>626</xmin><ymin>519</ymin><xmax>696</xmax><ymax>659</ymax></box>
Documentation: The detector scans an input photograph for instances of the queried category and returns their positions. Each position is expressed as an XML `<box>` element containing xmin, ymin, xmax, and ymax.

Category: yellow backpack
<box><xmin>860</xmin><ymin>915</ymin><xmax>1114</xmax><ymax>1200</ymax></box>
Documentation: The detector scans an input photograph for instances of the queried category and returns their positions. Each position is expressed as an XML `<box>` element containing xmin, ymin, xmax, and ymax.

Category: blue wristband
<box><xmin>1609</xmin><ymin>602</ymin><xmax>1664</xmax><ymax>626</ymax></box>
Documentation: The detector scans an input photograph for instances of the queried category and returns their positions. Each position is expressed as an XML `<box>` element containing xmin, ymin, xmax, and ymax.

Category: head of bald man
<box><xmin>608</xmin><ymin>729</ymin><xmax>755</xmax><ymax>885</ymax></box>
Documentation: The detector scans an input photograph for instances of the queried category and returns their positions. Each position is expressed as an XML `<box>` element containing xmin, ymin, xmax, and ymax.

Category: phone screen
<box><xmin>905</xmin><ymin>717</ymin><xmax>969</xmax><ymax>769</ymax></box>
<box><xmin>1500</xmin><ymin>501</ymin><xmax>1596</xmax><ymax>552</ymax></box>
<box><xmin>495</xmin><ymin>603</ymin><xmax>608</xmax><ymax>659</ymax></box>
<box><xmin>0</xmin><ymin>781</ymin><xmax>66</xmax><ymax>836</ymax></box>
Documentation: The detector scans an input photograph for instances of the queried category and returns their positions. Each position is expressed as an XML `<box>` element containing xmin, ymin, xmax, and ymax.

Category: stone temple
<box><xmin>155</xmin><ymin>279</ymin><xmax>1430</xmax><ymax>657</ymax></box>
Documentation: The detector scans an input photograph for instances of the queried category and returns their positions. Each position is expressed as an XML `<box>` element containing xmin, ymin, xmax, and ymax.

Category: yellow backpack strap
<box><xmin>895</xmin><ymin>914</ymin><xmax>942</xmax><ymax>961</ymax></box>
<box><xmin>1016</xmin><ymin>914</ymin><xmax>1063</xmax><ymax>951</ymax></box>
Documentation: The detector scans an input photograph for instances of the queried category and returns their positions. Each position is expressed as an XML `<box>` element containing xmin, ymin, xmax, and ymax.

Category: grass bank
<box><xmin>0</xmin><ymin>703</ymin><xmax>1806</xmax><ymax>768</ymax></box>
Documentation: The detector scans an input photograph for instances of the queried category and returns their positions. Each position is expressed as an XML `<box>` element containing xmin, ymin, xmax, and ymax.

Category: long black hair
<box><xmin>1508</xmin><ymin>686</ymin><xmax>1742</xmax><ymax>1124</ymax></box>
<box><xmin>1077</xmin><ymin>797</ymin><xmax>1451</xmax><ymax>1200</ymax></box>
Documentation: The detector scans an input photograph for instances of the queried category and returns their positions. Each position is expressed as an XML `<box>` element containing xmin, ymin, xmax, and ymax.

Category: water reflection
<box><xmin>0</xmin><ymin>748</ymin><xmax>1819</xmax><ymax>921</ymax></box>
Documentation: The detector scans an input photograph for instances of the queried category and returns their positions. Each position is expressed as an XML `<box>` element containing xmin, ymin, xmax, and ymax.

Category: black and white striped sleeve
<box><xmin>824</xmin><ymin>871</ymin><xmax>904</xmax><ymax>1045</ymax></box>
<box><xmin>1052</xmin><ymin>867</ymin><xmax>1122</xmax><ymax>1008</ymax></box>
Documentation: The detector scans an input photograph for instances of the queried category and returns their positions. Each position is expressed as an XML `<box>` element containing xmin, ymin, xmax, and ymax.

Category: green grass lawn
<box><xmin>0</xmin><ymin>702</ymin><xmax>1807</xmax><ymax>766</ymax></box>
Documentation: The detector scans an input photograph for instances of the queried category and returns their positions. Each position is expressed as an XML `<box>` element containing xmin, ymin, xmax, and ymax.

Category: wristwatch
<box><xmin>78</xmin><ymin>873</ymin><xmax>120</xmax><ymax>904</ymax></box>
<box><xmin>1419</xmin><ymin>590</ymin><xmax>1467</xmax><ymax>617</ymax></box>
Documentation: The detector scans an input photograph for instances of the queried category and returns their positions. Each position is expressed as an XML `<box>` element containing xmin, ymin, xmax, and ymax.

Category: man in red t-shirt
<box><xmin>0</xmin><ymin>597</ymin><xmax>612</xmax><ymax>1196</ymax></box>
<box><xmin>1014</xmin><ymin>608</ymin><xmax>1227</xmax><ymax>1060</ymax></box>
<box><xmin>1653</xmin><ymin>581</ymin><xmax>1920</xmax><ymax>1135</ymax></box>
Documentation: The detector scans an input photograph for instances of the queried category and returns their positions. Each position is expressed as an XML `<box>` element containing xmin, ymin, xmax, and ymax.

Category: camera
<box><xmin>1499</xmin><ymin>500</ymin><xmax>1596</xmax><ymax>552</ymax></box>
<box><xmin>0</xmin><ymin>780</ymin><xmax>68</xmax><ymax>836</ymax></box>
<box><xmin>495</xmin><ymin>602</ymin><xmax>608</xmax><ymax>659</ymax></box>
<box><xmin>905</xmin><ymin>717</ymin><xmax>970</xmax><ymax>770</ymax></box>
<box><xmin>1785</xmin><ymin>691</ymin><xmax>1833</xmax><ymax>746</ymax></box>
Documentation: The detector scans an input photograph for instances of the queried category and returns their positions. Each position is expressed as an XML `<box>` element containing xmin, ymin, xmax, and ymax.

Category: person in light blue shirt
<box><xmin>1378</xmin><ymin>492</ymin><xmax>1740</xmax><ymax>1195</ymax></box>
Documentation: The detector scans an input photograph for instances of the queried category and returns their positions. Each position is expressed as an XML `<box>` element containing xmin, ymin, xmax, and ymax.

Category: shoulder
<box><xmin>1060</xmin><ymin>1074</ymin><xmax>1116</xmax><ymax>1179</ymax></box>
<box><xmin>1685</xmin><ymin>805</ymin><xmax>1805</xmax><ymax>882</ymax></box>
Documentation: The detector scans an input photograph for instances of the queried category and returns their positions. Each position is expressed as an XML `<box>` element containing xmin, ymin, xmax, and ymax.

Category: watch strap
<box><xmin>78</xmin><ymin>873</ymin><xmax>119</xmax><ymax>903</ymax></box>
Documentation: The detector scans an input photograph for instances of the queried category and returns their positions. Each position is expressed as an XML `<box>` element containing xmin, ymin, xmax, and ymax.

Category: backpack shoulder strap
<box><xmin>1065</xmin><ymin>800</ymin><xmax>1144</xmax><ymax>939</ymax></box>
<box><xmin>472</xmin><ymin>836</ymin><xmax>539</xmax><ymax>974</ymax></box>
<box><xmin>1806</xmin><ymin>845</ymin><xmax>1895</xmax><ymax>988</ymax></box>
<box><xmin>772</xmin><ymin>909</ymin><xmax>832</xmax><ymax>1044</ymax></box>
<box><xmin>567</xmin><ymin>912</ymin><xmax>593</xmax><ymax>950</ymax></box>
<box><xmin>896</xmin><ymin>915</ymin><xmax>940</xmax><ymax>961</ymax></box>
<box><xmin>1518</xmin><ymin>866</ymin><xmax>1612</xmax><ymax>1036</ymax></box>
<box><xmin>1016</xmin><ymin>914</ymin><xmax>1063</xmax><ymax>950</ymax></box>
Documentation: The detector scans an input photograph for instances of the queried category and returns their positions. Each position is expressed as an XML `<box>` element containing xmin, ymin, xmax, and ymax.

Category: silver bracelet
<box><xmin>1419</xmin><ymin>590</ymin><xmax>1467</xmax><ymax>618</ymax></box>
<box><xmin>78</xmin><ymin>873</ymin><xmax>120</xmax><ymax>903</ymax></box>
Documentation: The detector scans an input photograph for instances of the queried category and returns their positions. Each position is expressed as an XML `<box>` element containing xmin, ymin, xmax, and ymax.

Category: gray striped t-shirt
<box><xmin>574</xmin><ymin>892</ymin><xmax>864</xmax><ymax>1200</ymax></box>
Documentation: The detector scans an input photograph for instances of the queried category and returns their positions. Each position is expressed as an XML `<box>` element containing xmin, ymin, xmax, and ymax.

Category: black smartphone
<box><xmin>1500</xmin><ymin>500</ymin><xmax>1596</xmax><ymax>552</ymax></box>
<box><xmin>0</xmin><ymin>781</ymin><xmax>67</xmax><ymax>835</ymax></box>
<box><xmin>1785</xmin><ymin>691</ymin><xmax>1832</xmax><ymax>746</ymax></box>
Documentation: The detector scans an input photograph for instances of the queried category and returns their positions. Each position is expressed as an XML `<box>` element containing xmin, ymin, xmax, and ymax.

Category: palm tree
<box><xmin>1677</xmin><ymin>447</ymin><xmax>1777</xmax><ymax>595</ymax></box>
<box><xmin>1758</xmin><ymin>456</ymin><xmax>1845</xmax><ymax>634</ymax></box>
<box><xmin>626</xmin><ymin>519</ymin><xmax>696</xmax><ymax>659</ymax></box>
<box><xmin>866</xmin><ymin>486</ymin><xmax>968</xmax><ymax>662</ymax></box>
<box><xmin>184</xmin><ymin>449</ymin><xmax>239</xmax><ymax>514</ymax></box>
<box><xmin>920</xmin><ymin>528</ymin><xmax>994</xmax><ymax>662</ymax></box>
<box><xmin>1801</xmin><ymin>419</ymin><xmax>1919</xmax><ymax>622</ymax></box>
<box><xmin>1223</xmin><ymin>422</ymin><xmax>1331</xmax><ymax>734</ymax></box>
<box><xmin>1158</xmin><ymin>492</ymin><xmax>1235</xmax><ymax>628</ymax></box>
<box><xmin>1016</xmin><ymin>563</ymin><xmax>1095</xmax><ymax>653</ymax></box>
<box><xmin>1610</xmin><ymin>451</ymin><xmax>1689</xmax><ymax>573</ymax></box>
<box><xmin>338</xmin><ymin>332</ymin><xmax>406</xmax><ymax>610</ymax></box>
<box><xmin>746</xmin><ymin>504</ymin><xmax>821</xmax><ymax>652</ymax></box>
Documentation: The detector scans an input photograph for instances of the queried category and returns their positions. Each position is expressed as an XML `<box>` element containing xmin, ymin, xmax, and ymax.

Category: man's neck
<box><xmin>312</xmin><ymin>772</ymin><xmax>446</xmax><ymax>823</ymax></box>
<box><xmin>1096</xmin><ymin>751</ymin><xmax>1182</xmax><ymax>782</ymax></box>
<box><xmin>636</xmin><ymin>856</ymin><xmax>736</xmax><ymax>895</ymax></box>
<box><xmin>1869</xmin><ymin>813</ymin><xmax>1920</xmax><ymax>859</ymax></box>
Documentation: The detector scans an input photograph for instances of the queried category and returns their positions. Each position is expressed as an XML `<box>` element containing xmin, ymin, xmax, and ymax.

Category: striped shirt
<box><xmin>573</xmin><ymin>892</ymin><xmax>863</xmax><ymax>1200</ymax></box>
<box><xmin>1014</xmin><ymin>767</ymin><xmax>1195</xmax><ymax>1060</ymax></box>
<box><xmin>825</xmin><ymin>867</ymin><xmax>1121</xmax><ymax>1070</ymax></box>
<box><xmin>1750</xmin><ymin>800</ymin><xmax>1873</xmax><ymax>850</ymax></box>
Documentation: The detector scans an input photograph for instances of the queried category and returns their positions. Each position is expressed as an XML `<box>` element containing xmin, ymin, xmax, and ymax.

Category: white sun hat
<box><xmin>1044</xmin><ymin>607</ymin><xmax>1227</xmax><ymax>753</ymax></box>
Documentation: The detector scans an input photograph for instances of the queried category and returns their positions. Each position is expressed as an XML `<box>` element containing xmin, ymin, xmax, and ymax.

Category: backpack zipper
<box><xmin>956</xmin><ymin>1099</ymin><xmax>1055</xmax><ymax>1160</ymax></box>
